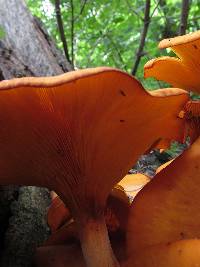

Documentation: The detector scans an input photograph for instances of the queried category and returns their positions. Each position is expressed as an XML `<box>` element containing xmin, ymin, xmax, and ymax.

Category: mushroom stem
<box><xmin>79</xmin><ymin>217</ymin><xmax>120</xmax><ymax>267</ymax></box>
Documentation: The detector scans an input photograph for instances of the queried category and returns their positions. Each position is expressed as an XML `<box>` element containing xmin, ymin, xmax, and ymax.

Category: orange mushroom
<box><xmin>118</xmin><ymin>173</ymin><xmax>150</xmax><ymax>199</ymax></box>
<box><xmin>144</xmin><ymin>30</ymin><xmax>200</xmax><ymax>93</ymax></box>
<box><xmin>124</xmin><ymin>135</ymin><xmax>200</xmax><ymax>267</ymax></box>
<box><xmin>44</xmin><ymin>172</ymin><xmax>150</xmax><ymax>249</ymax></box>
<box><xmin>48</xmin><ymin>191</ymin><xmax>71</xmax><ymax>233</ymax></box>
<box><xmin>155</xmin><ymin>159</ymin><xmax>174</xmax><ymax>174</ymax></box>
<box><xmin>35</xmin><ymin>244</ymin><xmax>86</xmax><ymax>267</ymax></box>
<box><xmin>124</xmin><ymin>239</ymin><xmax>200</xmax><ymax>267</ymax></box>
<box><xmin>45</xmin><ymin>187</ymin><xmax>130</xmax><ymax>246</ymax></box>
<box><xmin>144</xmin><ymin>31</ymin><xmax>200</xmax><ymax>143</ymax></box>
<box><xmin>0</xmin><ymin>67</ymin><xmax>189</xmax><ymax>266</ymax></box>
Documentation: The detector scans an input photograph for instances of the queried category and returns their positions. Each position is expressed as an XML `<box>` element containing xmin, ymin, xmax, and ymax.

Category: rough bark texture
<box><xmin>0</xmin><ymin>186</ymin><xmax>19</xmax><ymax>252</ymax></box>
<box><xmin>0</xmin><ymin>187</ymin><xmax>51</xmax><ymax>267</ymax></box>
<box><xmin>0</xmin><ymin>0</ymin><xmax>73</xmax><ymax>77</ymax></box>
<box><xmin>0</xmin><ymin>40</ymin><xmax>34</xmax><ymax>80</ymax></box>
<box><xmin>0</xmin><ymin>0</ymin><xmax>72</xmax><ymax>266</ymax></box>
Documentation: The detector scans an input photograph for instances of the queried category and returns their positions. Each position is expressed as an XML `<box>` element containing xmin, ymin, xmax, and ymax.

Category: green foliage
<box><xmin>0</xmin><ymin>26</ymin><xmax>5</xmax><ymax>39</ymax></box>
<box><xmin>165</xmin><ymin>141</ymin><xmax>188</xmax><ymax>158</ymax></box>
<box><xmin>25</xmin><ymin>0</ymin><xmax>200</xmax><ymax>90</ymax></box>
<box><xmin>190</xmin><ymin>92</ymin><xmax>200</xmax><ymax>100</ymax></box>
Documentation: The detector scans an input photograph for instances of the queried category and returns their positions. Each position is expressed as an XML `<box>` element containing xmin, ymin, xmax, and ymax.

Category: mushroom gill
<box><xmin>0</xmin><ymin>67</ymin><xmax>188</xmax><ymax>266</ymax></box>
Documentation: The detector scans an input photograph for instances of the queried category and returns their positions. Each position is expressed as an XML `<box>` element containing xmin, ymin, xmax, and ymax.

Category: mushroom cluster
<box><xmin>1</xmin><ymin>30</ymin><xmax>200</xmax><ymax>267</ymax></box>
<box><xmin>124</xmin><ymin>30</ymin><xmax>200</xmax><ymax>267</ymax></box>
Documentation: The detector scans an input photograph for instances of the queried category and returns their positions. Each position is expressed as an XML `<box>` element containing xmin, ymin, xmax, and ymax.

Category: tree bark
<box><xmin>0</xmin><ymin>40</ymin><xmax>34</xmax><ymax>80</ymax></box>
<box><xmin>131</xmin><ymin>0</ymin><xmax>151</xmax><ymax>76</ymax></box>
<box><xmin>0</xmin><ymin>0</ymin><xmax>72</xmax><ymax>266</ymax></box>
<box><xmin>0</xmin><ymin>0</ymin><xmax>73</xmax><ymax>77</ymax></box>
<box><xmin>179</xmin><ymin>0</ymin><xmax>190</xmax><ymax>35</ymax></box>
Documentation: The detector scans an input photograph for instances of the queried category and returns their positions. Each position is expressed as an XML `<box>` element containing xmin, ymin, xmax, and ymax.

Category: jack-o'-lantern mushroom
<box><xmin>144</xmin><ymin>30</ymin><xmax>200</xmax><ymax>93</ymax></box>
<box><xmin>118</xmin><ymin>173</ymin><xmax>150</xmax><ymax>199</ymax></box>
<box><xmin>155</xmin><ymin>159</ymin><xmax>174</xmax><ymax>174</ymax></box>
<box><xmin>121</xmin><ymin>30</ymin><xmax>200</xmax><ymax>267</ymax></box>
<box><xmin>45</xmin><ymin>187</ymin><xmax>130</xmax><ymax>246</ymax></box>
<box><xmin>35</xmin><ymin>186</ymin><xmax>130</xmax><ymax>267</ymax></box>
<box><xmin>144</xmin><ymin>31</ymin><xmax>200</xmax><ymax>142</ymax></box>
<box><xmin>47</xmin><ymin>191</ymin><xmax>71</xmax><ymax>233</ymax></box>
<box><xmin>124</xmin><ymin>135</ymin><xmax>200</xmax><ymax>267</ymax></box>
<box><xmin>0</xmin><ymin>67</ymin><xmax>188</xmax><ymax>266</ymax></box>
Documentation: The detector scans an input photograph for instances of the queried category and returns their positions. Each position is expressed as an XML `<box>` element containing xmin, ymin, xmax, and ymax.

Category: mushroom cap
<box><xmin>118</xmin><ymin>173</ymin><xmax>150</xmax><ymax>198</ymax></box>
<box><xmin>144</xmin><ymin>31</ymin><xmax>200</xmax><ymax>93</ymax></box>
<box><xmin>124</xmin><ymin>239</ymin><xmax>200</xmax><ymax>267</ymax></box>
<box><xmin>159</xmin><ymin>30</ymin><xmax>200</xmax><ymax>49</ymax></box>
<box><xmin>125</xmin><ymin>135</ymin><xmax>200</xmax><ymax>265</ymax></box>
<box><xmin>0</xmin><ymin>67</ymin><xmax>188</xmax><ymax>218</ymax></box>
<box><xmin>155</xmin><ymin>159</ymin><xmax>174</xmax><ymax>174</ymax></box>
<box><xmin>47</xmin><ymin>193</ymin><xmax>71</xmax><ymax>232</ymax></box>
<box><xmin>182</xmin><ymin>100</ymin><xmax>200</xmax><ymax>142</ymax></box>
<box><xmin>36</xmin><ymin>239</ymin><xmax>200</xmax><ymax>267</ymax></box>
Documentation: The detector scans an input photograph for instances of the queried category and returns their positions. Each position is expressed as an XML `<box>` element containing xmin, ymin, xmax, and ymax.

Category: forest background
<box><xmin>26</xmin><ymin>0</ymin><xmax>199</xmax><ymax>88</ymax></box>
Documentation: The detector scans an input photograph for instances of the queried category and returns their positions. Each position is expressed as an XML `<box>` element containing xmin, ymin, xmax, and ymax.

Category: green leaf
<box><xmin>0</xmin><ymin>26</ymin><xmax>5</xmax><ymax>39</ymax></box>
<box><xmin>113</xmin><ymin>17</ymin><xmax>124</xmax><ymax>24</ymax></box>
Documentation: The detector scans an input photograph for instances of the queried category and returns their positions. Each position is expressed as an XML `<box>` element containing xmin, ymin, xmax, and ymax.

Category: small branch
<box><xmin>74</xmin><ymin>0</ymin><xmax>88</xmax><ymax>22</ymax></box>
<box><xmin>125</xmin><ymin>0</ymin><xmax>143</xmax><ymax>20</ymax></box>
<box><xmin>54</xmin><ymin>0</ymin><xmax>72</xmax><ymax>66</ymax></box>
<box><xmin>80</xmin><ymin>0</ymin><xmax>87</xmax><ymax>16</ymax></box>
<box><xmin>106</xmin><ymin>35</ymin><xmax>128</xmax><ymax>71</ymax></box>
<box><xmin>189</xmin><ymin>15</ymin><xmax>200</xmax><ymax>21</ymax></box>
<box><xmin>131</xmin><ymin>0</ymin><xmax>151</xmax><ymax>76</ymax></box>
<box><xmin>69</xmin><ymin>0</ymin><xmax>75</xmax><ymax>67</ymax></box>
<box><xmin>150</xmin><ymin>0</ymin><xmax>161</xmax><ymax>18</ymax></box>
<box><xmin>111</xmin><ymin>54</ymin><xmax>121</xmax><ymax>69</ymax></box>
<box><xmin>178</xmin><ymin>0</ymin><xmax>190</xmax><ymax>35</ymax></box>
<box><xmin>86</xmin><ymin>35</ymin><xmax>106</xmax><ymax>67</ymax></box>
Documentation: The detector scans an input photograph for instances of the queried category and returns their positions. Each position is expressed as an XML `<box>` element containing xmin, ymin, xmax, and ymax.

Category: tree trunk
<box><xmin>0</xmin><ymin>0</ymin><xmax>72</xmax><ymax>266</ymax></box>
<box><xmin>131</xmin><ymin>0</ymin><xmax>151</xmax><ymax>76</ymax></box>
<box><xmin>179</xmin><ymin>0</ymin><xmax>190</xmax><ymax>35</ymax></box>
<box><xmin>0</xmin><ymin>0</ymin><xmax>73</xmax><ymax>77</ymax></box>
